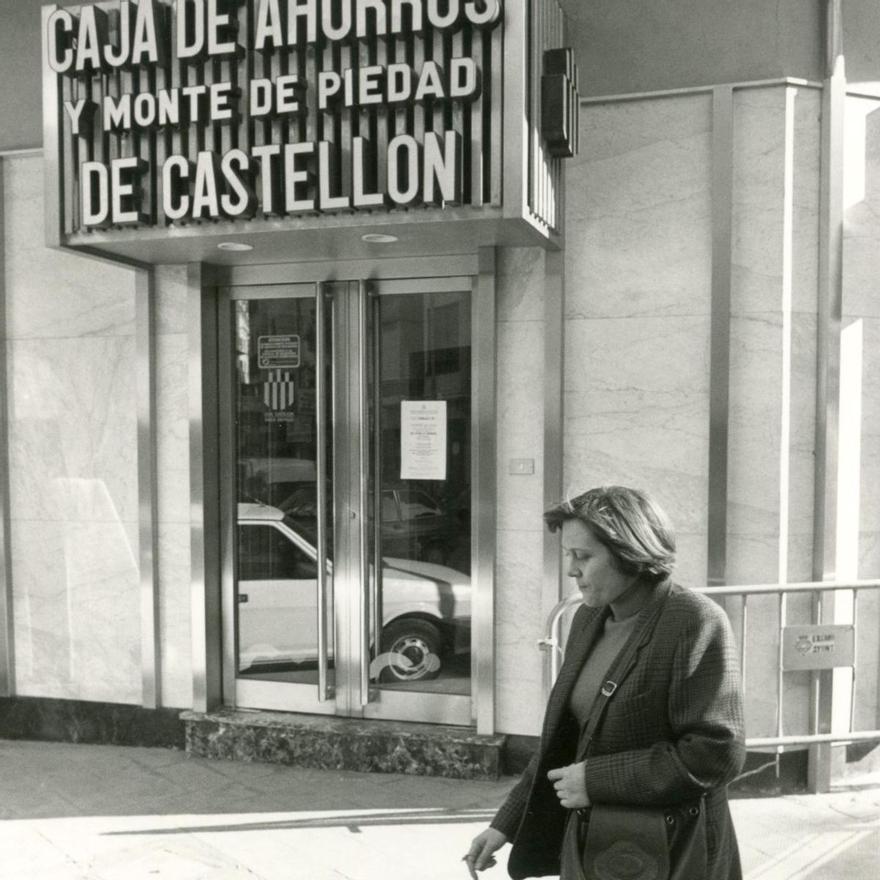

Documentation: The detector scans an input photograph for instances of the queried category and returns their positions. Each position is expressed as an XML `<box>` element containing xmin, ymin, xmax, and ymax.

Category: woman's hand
<box><xmin>547</xmin><ymin>762</ymin><xmax>590</xmax><ymax>809</ymax></box>
<box><xmin>463</xmin><ymin>827</ymin><xmax>508</xmax><ymax>879</ymax></box>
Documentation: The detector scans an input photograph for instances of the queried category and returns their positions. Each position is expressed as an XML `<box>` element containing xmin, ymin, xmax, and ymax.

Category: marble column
<box><xmin>3</xmin><ymin>155</ymin><xmax>140</xmax><ymax>704</ymax></box>
<box><xmin>494</xmin><ymin>247</ymin><xmax>548</xmax><ymax>735</ymax></box>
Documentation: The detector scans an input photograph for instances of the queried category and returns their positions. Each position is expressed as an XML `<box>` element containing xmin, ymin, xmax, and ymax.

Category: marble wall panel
<box><xmin>154</xmin><ymin>267</ymin><xmax>194</xmax><ymax>708</ymax></box>
<box><xmin>842</xmin><ymin>230</ymin><xmax>880</xmax><ymax>317</ymax></box>
<box><xmin>852</xmin><ymin>587</ymin><xmax>880</xmax><ymax>730</ymax></box>
<box><xmin>842</xmin><ymin>98</ymin><xmax>880</xmax><ymax>319</ymax></box>
<box><xmin>155</xmin><ymin>331</ymin><xmax>191</xmax><ymax>527</ymax></box>
<box><xmin>727</xmin><ymin>317</ymin><xmax>816</xmax><ymax>540</ymax></box>
<box><xmin>154</xmin><ymin>264</ymin><xmax>190</xmax><ymax>335</ymax></box>
<box><xmin>11</xmin><ymin>517</ymin><xmax>140</xmax><ymax>704</ymax></box>
<box><xmin>791</xmin><ymin>87</ymin><xmax>821</xmax><ymax>317</ymax></box>
<box><xmin>494</xmin><ymin>528</ymin><xmax>546</xmax><ymax>736</ymax></box>
<box><xmin>567</xmin><ymin>95</ymin><xmax>712</xmax><ymax>319</ymax></box>
<box><xmin>2</xmin><ymin>157</ymin><xmax>134</xmax><ymax>338</ymax></box>
<box><xmin>845</xmin><ymin>99</ymin><xmax>880</xmax><ymax>615</ymax></box>
<box><xmin>4</xmin><ymin>154</ymin><xmax>140</xmax><ymax>705</ymax></box>
<box><xmin>859</xmin><ymin>531</ymin><xmax>880</xmax><ymax>578</ymax></box>
<box><xmin>496</xmin><ymin>321</ymin><xmax>545</xmax><ymax>534</ymax></box>
<box><xmin>843</xmin><ymin>97</ymin><xmax>880</xmax><ymax>582</ymax></box>
<box><xmin>853</xmin><ymin>317</ymin><xmax>880</xmax><ymax>577</ymax></box>
<box><xmin>732</xmin><ymin>89</ymin><xmax>787</xmax><ymax>316</ymax></box>
<box><xmin>787</xmin><ymin>313</ymin><xmax>818</xmax><ymax>565</ymax></box>
<box><xmin>563</xmin><ymin>93</ymin><xmax>712</xmax><ymax>620</ymax></box>
<box><xmin>675</xmin><ymin>532</ymin><xmax>709</xmax><ymax>594</ymax></box>
<box><xmin>731</xmin><ymin>86</ymin><xmax>821</xmax><ymax>315</ymax></box>
<box><xmin>842</xmin><ymin>99</ymin><xmax>880</xmax><ymax>747</ymax></box>
<box><xmin>158</xmin><ymin>522</ymin><xmax>193</xmax><ymax>709</ymax></box>
<box><xmin>727</xmin><ymin>316</ymin><xmax>786</xmax><ymax>545</ymax></box>
<box><xmin>562</xmin><ymin>315</ymin><xmax>711</xmax><ymax>536</ymax></box>
<box><xmin>7</xmin><ymin>337</ymin><xmax>138</xmax><ymax>525</ymax></box>
<box><xmin>496</xmin><ymin>247</ymin><xmax>546</xmax><ymax>323</ymax></box>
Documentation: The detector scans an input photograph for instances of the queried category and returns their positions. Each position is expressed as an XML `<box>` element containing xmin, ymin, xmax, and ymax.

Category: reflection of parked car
<box><xmin>276</xmin><ymin>485</ymin><xmax>459</xmax><ymax>564</ymax></box>
<box><xmin>236</xmin><ymin>503</ymin><xmax>470</xmax><ymax>682</ymax></box>
<box><xmin>239</xmin><ymin>458</ymin><xmax>317</xmax><ymax>508</ymax></box>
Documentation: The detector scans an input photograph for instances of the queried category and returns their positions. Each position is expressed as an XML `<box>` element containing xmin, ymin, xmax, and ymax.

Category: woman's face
<box><xmin>561</xmin><ymin>518</ymin><xmax>637</xmax><ymax>607</ymax></box>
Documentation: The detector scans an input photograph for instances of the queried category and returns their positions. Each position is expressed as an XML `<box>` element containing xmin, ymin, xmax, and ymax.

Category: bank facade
<box><xmin>1</xmin><ymin>0</ymin><xmax>879</xmax><ymax>785</ymax></box>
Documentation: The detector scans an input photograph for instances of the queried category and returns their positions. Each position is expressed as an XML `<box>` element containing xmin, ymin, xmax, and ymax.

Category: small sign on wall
<box><xmin>400</xmin><ymin>400</ymin><xmax>447</xmax><ymax>481</ymax></box>
<box><xmin>782</xmin><ymin>625</ymin><xmax>855</xmax><ymax>671</ymax></box>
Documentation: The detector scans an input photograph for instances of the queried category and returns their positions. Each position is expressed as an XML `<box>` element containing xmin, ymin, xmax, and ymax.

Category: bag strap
<box><xmin>575</xmin><ymin>586</ymin><xmax>671</xmax><ymax>762</ymax></box>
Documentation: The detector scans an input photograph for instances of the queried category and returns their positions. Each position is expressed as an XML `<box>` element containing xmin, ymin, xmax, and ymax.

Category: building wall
<box><xmin>2</xmin><ymin>3</ymin><xmax>879</xmax><ymax>739</ymax></box>
<box><xmin>2</xmin><ymin>153</ymin><xmax>140</xmax><ymax>703</ymax></box>
<box><xmin>558</xmin><ymin>80</ymin><xmax>880</xmax><ymax>741</ymax></box>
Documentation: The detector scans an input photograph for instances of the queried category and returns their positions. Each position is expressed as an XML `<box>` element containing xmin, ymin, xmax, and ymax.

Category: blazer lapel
<box><xmin>603</xmin><ymin>578</ymin><xmax>673</xmax><ymax>693</ymax></box>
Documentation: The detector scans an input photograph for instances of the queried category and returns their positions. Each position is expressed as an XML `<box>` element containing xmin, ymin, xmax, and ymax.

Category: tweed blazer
<box><xmin>491</xmin><ymin>580</ymin><xmax>746</xmax><ymax>880</ymax></box>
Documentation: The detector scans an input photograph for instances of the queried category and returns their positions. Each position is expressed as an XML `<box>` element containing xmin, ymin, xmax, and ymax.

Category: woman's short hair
<box><xmin>544</xmin><ymin>486</ymin><xmax>676</xmax><ymax>583</ymax></box>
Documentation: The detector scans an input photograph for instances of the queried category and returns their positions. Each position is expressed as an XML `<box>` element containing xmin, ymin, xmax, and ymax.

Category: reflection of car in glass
<box><xmin>239</xmin><ymin>457</ymin><xmax>318</xmax><ymax>508</ymax></box>
<box><xmin>236</xmin><ymin>503</ymin><xmax>470</xmax><ymax>682</ymax></box>
<box><xmin>276</xmin><ymin>484</ymin><xmax>458</xmax><ymax>565</ymax></box>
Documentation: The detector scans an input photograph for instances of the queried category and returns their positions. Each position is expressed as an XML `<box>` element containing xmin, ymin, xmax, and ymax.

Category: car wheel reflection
<box><xmin>377</xmin><ymin>619</ymin><xmax>443</xmax><ymax>682</ymax></box>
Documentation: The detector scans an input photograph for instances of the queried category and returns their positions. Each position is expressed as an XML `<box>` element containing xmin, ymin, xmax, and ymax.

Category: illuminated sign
<box><xmin>44</xmin><ymin>0</ymin><xmax>504</xmax><ymax>231</ymax></box>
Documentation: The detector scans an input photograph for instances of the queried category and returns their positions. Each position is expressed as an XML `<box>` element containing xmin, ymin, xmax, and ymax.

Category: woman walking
<box><xmin>465</xmin><ymin>486</ymin><xmax>745</xmax><ymax>880</ymax></box>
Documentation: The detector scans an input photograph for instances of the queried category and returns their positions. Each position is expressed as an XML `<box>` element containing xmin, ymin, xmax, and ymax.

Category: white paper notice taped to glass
<box><xmin>400</xmin><ymin>400</ymin><xmax>447</xmax><ymax>481</ymax></box>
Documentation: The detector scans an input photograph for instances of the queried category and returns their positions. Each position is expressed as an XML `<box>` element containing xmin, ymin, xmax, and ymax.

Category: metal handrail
<box><xmin>539</xmin><ymin>579</ymin><xmax>880</xmax><ymax>749</ymax></box>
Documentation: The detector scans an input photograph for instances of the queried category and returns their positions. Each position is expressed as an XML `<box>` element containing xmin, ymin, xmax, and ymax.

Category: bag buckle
<box><xmin>601</xmin><ymin>680</ymin><xmax>617</xmax><ymax>697</ymax></box>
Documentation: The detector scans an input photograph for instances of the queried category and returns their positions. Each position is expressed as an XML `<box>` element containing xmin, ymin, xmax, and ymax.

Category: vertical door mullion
<box><xmin>331</xmin><ymin>286</ymin><xmax>350</xmax><ymax>715</ymax></box>
<box><xmin>370</xmin><ymin>286</ymin><xmax>383</xmax><ymax>702</ymax></box>
<box><xmin>218</xmin><ymin>289</ymin><xmax>238</xmax><ymax>708</ymax></box>
<box><xmin>357</xmin><ymin>280</ymin><xmax>374</xmax><ymax>706</ymax></box>
<box><xmin>315</xmin><ymin>282</ymin><xmax>333</xmax><ymax>701</ymax></box>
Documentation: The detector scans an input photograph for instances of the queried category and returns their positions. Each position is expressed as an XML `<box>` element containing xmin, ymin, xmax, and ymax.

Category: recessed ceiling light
<box><xmin>361</xmin><ymin>233</ymin><xmax>399</xmax><ymax>243</ymax></box>
<box><xmin>217</xmin><ymin>241</ymin><xmax>254</xmax><ymax>252</ymax></box>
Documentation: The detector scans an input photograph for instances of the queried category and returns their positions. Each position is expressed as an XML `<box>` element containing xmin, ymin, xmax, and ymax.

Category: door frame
<box><xmin>202</xmin><ymin>254</ymin><xmax>498</xmax><ymax>732</ymax></box>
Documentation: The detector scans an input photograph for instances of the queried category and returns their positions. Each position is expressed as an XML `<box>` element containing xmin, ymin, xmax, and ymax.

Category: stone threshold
<box><xmin>182</xmin><ymin>708</ymin><xmax>507</xmax><ymax>780</ymax></box>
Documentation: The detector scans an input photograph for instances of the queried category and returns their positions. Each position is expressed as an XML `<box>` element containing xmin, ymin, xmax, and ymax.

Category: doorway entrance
<box><xmin>218</xmin><ymin>277</ymin><xmax>475</xmax><ymax>725</ymax></box>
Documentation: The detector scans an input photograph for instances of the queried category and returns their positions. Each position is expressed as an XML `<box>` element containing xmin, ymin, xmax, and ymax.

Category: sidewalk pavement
<box><xmin>1</xmin><ymin>739</ymin><xmax>877</xmax><ymax>879</ymax></box>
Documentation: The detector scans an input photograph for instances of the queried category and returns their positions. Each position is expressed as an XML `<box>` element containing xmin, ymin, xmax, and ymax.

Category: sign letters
<box><xmin>45</xmin><ymin>0</ymin><xmax>503</xmax><ymax>230</ymax></box>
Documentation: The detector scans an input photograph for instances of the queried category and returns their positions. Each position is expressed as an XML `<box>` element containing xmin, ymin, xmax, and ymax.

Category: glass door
<box><xmin>219</xmin><ymin>278</ymin><xmax>474</xmax><ymax>725</ymax></box>
<box><xmin>361</xmin><ymin>279</ymin><xmax>473</xmax><ymax>724</ymax></box>
<box><xmin>220</xmin><ymin>283</ymin><xmax>336</xmax><ymax>715</ymax></box>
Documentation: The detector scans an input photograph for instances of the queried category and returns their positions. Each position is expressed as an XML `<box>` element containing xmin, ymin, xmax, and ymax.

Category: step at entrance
<box><xmin>182</xmin><ymin>709</ymin><xmax>506</xmax><ymax>780</ymax></box>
